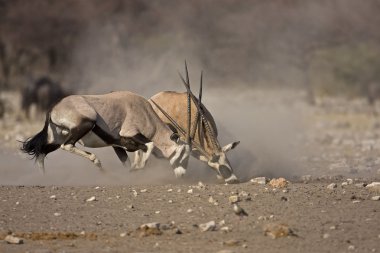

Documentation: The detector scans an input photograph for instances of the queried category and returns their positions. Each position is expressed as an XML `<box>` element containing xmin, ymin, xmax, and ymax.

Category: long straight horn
<box><xmin>185</xmin><ymin>62</ymin><xmax>191</xmax><ymax>145</ymax></box>
<box><xmin>190</xmin><ymin>71</ymin><xmax>202</xmax><ymax>140</ymax></box>
<box><xmin>179</xmin><ymin>70</ymin><xmax>219</xmax><ymax>150</ymax></box>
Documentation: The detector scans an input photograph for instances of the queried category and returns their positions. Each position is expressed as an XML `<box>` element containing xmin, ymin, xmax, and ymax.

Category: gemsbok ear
<box><xmin>222</xmin><ymin>141</ymin><xmax>240</xmax><ymax>152</ymax></box>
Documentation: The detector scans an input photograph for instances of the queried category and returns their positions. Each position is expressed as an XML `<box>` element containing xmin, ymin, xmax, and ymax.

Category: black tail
<box><xmin>20</xmin><ymin>113</ymin><xmax>58</xmax><ymax>161</ymax></box>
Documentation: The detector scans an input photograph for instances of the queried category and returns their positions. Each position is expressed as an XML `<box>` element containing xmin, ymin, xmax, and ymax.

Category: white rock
<box><xmin>155</xmin><ymin>211</ymin><xmax>160</xmax><ymax>214</ymax></box>
<box><xmin>220</xmin><ymin>226</ymin><xmax>230</xmax><ymax>233</ymax></box>
<box><xmin>50</xmin><ymin>195</ymin><xmax>57</xmax><ymax>200</ymax></box>
<box><xmin>187</xmin><ymin>209</ymin><xmax>193</xmax><ymax>213</ymax></box>
<box><xmin>187</xmin><ymin>189</ymin><xmax>193</xmax><ymax>194</ymax></box>
<box><xmin>4</xmin><ymin>235</ymin><xmax>23</xmax><ymax>244</ymax></box>
<box><xmin>54</xmin><ymin>212</ymin><xmax>61</xmax><ymax>217</ymax></box>
<box><xmin>167</xmin><ymin>188</ymin><xmax>173</xmax><ymax>192</ymax></box>
<box><xmin>371</xmin><ymin>196</ymin><xmax>380</xmax><ymax>201</ymax></box>
<box><xmin>199</xmin><ymin>220</ymin><xmax>216</xmax><ymax>232</ymax></box>
<box><xmin>229</xmin><ymin>195</ymin><xmax>240</xmax><ymax>203</ymax></box>
<box><xmin>168</xmin><ymin>200</ymin><xmax>173</xmax><ymax>203</ymax></box>
<box><xmin>348</xmin><ymin>245</ymin><xmax>355</xmax><ymax>251</ymax></box>
<box><xmin>323</xmin><ymin>233</ymin><xmax>330</xmax><ymax>239</ymax></box>
<box><xmin>327</xmin><ymin>183</ymin><xmax>337</xmax><ymax>190</ymax></box>
<box><xmin>140</xmin><ymin>189</ymin><xmax>147</xmax><ymax>193</ymax></box>
<box><xmin>86</xmin><ymin>196</ymin><xmax>96</xmax><ymax>202</ymax></box>
<box><xmin>250</xmin><ymin>177</ymin><xmax>268</xmax><ymax>185</ymax></box>
<box><xmin>219</xmin><ymin>220</ymin><xmax>226</xmax><ymax>226</ymax></box>
<box><xmin>132</xmin><ymin>190</ymin><xmax>138</xmax><ymax>197</ymax></box>
<box><xmin>347</xmin><ymin>178</ymin><xmax>354</xmax><ymax>185</ymax></box>
<box><xmin>120</xmin><ymin>232</ymin><xmax>127</xmax><ymax>237</ymax></box>
<box><xmin>140</xmin><ymin>222</ymin><xmax>160</xmax><ymax>229</ymax></box>
<box><xmin>341</xmin><ymin>182</ymin><xmax>348</xmax><ymax>186</ymax></box>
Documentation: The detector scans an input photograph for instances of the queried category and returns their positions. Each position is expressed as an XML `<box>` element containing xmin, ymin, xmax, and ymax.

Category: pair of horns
<box><xmin>178</xmin><ymin>62</ymin><xmax>220</xmax><ymax>151</ymax></box>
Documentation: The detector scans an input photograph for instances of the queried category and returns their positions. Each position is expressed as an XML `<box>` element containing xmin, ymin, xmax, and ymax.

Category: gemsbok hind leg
<box><xmin>59</xmin><ymin>120</ymin><xmax>104</xmax><ymax>170</ymax></box>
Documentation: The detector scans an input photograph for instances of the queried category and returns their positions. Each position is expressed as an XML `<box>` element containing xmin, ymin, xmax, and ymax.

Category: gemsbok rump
<box><xmin>133</xmin><ymin>65</ymin><xmax>240</xmax><ymax>183</ymax></box>
<box><xmin>20</xmin><ymin>90</ymin><xmax>193</xmax><ymax>178</ymax></box>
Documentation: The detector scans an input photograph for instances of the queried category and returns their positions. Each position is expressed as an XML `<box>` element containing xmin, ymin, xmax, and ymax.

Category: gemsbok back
<box><xmin>20</xmin><ymin>90</ymin><xmax>193</xmax><ymax>179</ymax></box>
<box><xmin>133</xmin><ymin>64</ymin><xmax>240</xmax><ymax>184</ymax></box>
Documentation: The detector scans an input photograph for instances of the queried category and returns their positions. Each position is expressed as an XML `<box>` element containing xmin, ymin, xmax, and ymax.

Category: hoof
<box><xmin>174</xmin><ymin>166</ymin><xmax>186</xmax><ymax>178</ymax></box>
<box><xmin>224</xmin><ymin>174</ymin><xmax>240</xmax><ymax>184</ymax></box>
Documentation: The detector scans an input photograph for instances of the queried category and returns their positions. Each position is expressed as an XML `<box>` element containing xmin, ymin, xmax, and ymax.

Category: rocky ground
<box><xmin>0</xmin><ymin>90</ymin><xmax>379</xmax><ymax>252</ymax></box>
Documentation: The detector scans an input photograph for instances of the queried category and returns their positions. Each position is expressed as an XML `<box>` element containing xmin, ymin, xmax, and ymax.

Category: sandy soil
<box><xmin>0</xmin><ymin>90</ymin><xmax>380</xmax><ymax>252</ymax></box>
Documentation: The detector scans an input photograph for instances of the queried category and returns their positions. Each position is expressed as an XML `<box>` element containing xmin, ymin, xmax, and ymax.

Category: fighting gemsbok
<box><xmin>20</xmin><ymin>90</ymin><xmax>193</xmax><ymax>179</ymax></box>
<box><xmin>133</xmin><ymin>64</ymin><xmax>240</xmax><ymax>183</ymax></box>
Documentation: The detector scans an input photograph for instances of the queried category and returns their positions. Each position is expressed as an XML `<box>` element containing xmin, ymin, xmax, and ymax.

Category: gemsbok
<box><xmin>133</xmin><ymin>64</ymin><xmax>240</xmax><ymax>183</ymax></box>
<box><xmin>20</xmin><ymin>90</ymin><xmax>193</xmax><ymax>179</ymax></box>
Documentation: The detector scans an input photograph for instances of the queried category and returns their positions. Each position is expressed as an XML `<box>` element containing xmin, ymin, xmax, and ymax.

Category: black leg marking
<box><xmin>64</xmin><ymin>120</ymin><xmax>95</xmax><ymax>145</ymax></box>
<box><xmin>113</xmin><ymin>147</ymin><xmax>128</xmax><ymax>165</ymax></box>
<box><xmin>92</xmin><ymin>124</ymin><xmax>117</xmax><ymax>144</ymax></box>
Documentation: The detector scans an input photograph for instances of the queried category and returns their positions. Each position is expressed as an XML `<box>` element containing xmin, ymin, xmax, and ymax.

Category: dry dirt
<box><xmin>0</xmin><ymin>90</ymin><xmax>380</xmax><ymax>253</ymax></box>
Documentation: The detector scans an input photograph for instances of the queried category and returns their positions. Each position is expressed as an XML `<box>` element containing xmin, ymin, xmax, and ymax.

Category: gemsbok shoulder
<box><xmin>133</xmin><ymin>64</ymin><xmax>240</xmax><ymax>184</ymax></box>
<box><xmin>20</xmin><ymin>90</ymin><xmax>193</xmax><ymax>179</ymax></box>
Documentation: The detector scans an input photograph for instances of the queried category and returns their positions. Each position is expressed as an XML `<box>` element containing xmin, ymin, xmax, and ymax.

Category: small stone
<box><xmin>371</xmin><ymin>196</ymin><xmax>380</xmax><ymax>201</ymax></box>
<box><xmin>269</xmin><ymin>178</ymin><xmax>289</xmax><ymax>188</ymax></box>
<box><xmin>282</xmin><ymin>189</ymin><xmax>289</xmax><ymax>193</ymax></box>
<box><xmin>366</xmin><ymin>182</ymin><xmax>380</xmax><ymax>193</ymax></box>
<box><xmin>301</xmin><ymin>175</ymin><xmax>312</xmax><ymax>183</ymax></box>
<box><xmin>219</xmin><ymin>220</ymin><xmax>226</xmax><ymax>226</ymax></box>
<box><xmin>155</xmin><ymin>211</ymin><xmax>160</xmax><ymax>214</ymax></box>
<box><xmin>250</xmin><ymin>177</ymin><xmax>268</xmax><ymax>185</ymax></box>
<box><xmin>352</xmin><ymin>200</ymin><xmax>361</xmax><ymax>203</ymax></box>
<box><xmin>137</xmin><ymin>223</ymin><xmax>162</xmax><ymax>237</ymax></box>
<box><xmin>323</xmin><ymin>233</ymin><xmax>330</xmax><ymax>239</ymax></box>
<box><xmin>54</xmin><ymin>212</ymin><xmax>61</xmax><ymax>217</ymax></box>
<box><xmin>4</xmin><ymin>235</ymin><xmax>23</xmax><ymax>244</ymax></box>
<box><xmin>187</xmin><ymin>209</ymin><xmax>193</xmax><ymax>213</ymax></box>
<box><xmin>49</xmin><ymin>195</ymin><xmax>57</xmax><ymax>200</ymax></box>
<box><xmin>187</xmin><ymin>189</ymin><xmax>193</xmax><ymax>194</ymax></box>
<box><xmin>197</xmin><ymin>181</ymin><xmax>206</xmax><ymax>189</ymax></box>
<box><xmin>167</xmin><ymin>188</ymin><xmax>173</xmax><ymax>192</ymax></box>
<box><xmin>220</xmin><ymin>226</ymin><xmax>231</xmax><ymax>233</ymax></box>
<box><xmin>168</xmin><ymin>200</ymin><xmax>173</xmax><ymax>203</ymax></box>
<box><xmin>86</xmin><ymin>196</ymin><xmax>96</xmax><ymax>202</ymax></box>
<box><xmin>341</xmin><ymin>182</ymin><xmax>348</xmax><ymax>186</ymax></box>
<box><xmin>175</xmin><ymin>228</ymin><xmax>182</xmax><ymax>234</ymax></box>
<box><xmin>132</xmin><ymin>190</ymin><xmax>138</xmax><ymax>197</ymax></box>
<box><xmin>199</xmin><ymin>221</ymin><xmax>216</xmax><ymax>232</ymax></box>
<box><xmin>327</xmin><ymin>183</ymin><xmax>337</xmax><ymax>190</ymax></box>
<box><xmin>94</xmin><ymin>186</ymin><xmax>100</xmax><ymax>189</ymax></box>
<box><xmin>80</xmin><ymin>231</ymin><xmax>86</xmax><ymax>235</ymax></box>
<box><xmin>329</xmin><ymin>226</ymin><xmax>336</xmax><ymax>230</ymax></box>
<box><xmin>140</xmin><ymin>189</ymin><xmax>147</xmax><ymax>193</ymax></box>
<box><xmin>127</xmin><ymin>204</ymin><xmax>134</xmax><ymax>209</ymax></box>
<box><xmin>223</xmin><ymin>239</ymin><xmax>240</xmax><ymax>246</ymax></box>
<box><xmin>120</xmin><ymin>232</ymin><xmax>127</xmax><ymax>237</ymax></box>
<box><xmin>347</xmin><ymin>178</ymin><xmax>354</xmax><ymax>185</ymax></box>
<box><xmin>348</xmin><ymin>245</ymin><xmax>355</xmax><ymax>251</ymax></box>
<box><xmin>229</xmin><ymin>195</ymin><xmax>240</xmax><ymax>204</ymax></box>
<box><xmin>242</xmin><ymin>244</ymin><xmax>248</xmax><ymax>248</ymax></box>
<box><xmin>263</xmin><ymin>223</ymin><xmax>296</xmax><ymax>239</ymax></box>
<box><xmin>177</xmin><ymin>189</ymin><xmax>182</xmax><ymax>193</ymax></box>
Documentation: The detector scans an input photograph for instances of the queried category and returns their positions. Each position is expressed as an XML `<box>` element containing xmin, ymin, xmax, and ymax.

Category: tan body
<box><xmin>133</xmin><ymin>91</ymin><xmax>239</xmax><ymax>182</ymax></box>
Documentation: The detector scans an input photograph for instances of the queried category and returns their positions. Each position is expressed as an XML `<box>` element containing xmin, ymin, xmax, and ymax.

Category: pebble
<box><xmin>127</xmin><ymin>204</ymin><xmax>134</xmax><ymax>209</ymax></box>
<box><xmin>155</xmin><ymin>211</ymin><xmax>160</xmax><ymax>214</ymax></box>
<box><xmin>187</xmin><ymin>189</ymin><xmax>193</xmax><ymax>194</ymax></box>
<box><xmin>140</xmin><ymin>189</ymin><xmax>147</xmax><ymax>193</ymax></box>
<box><xmin>187</xmin><ymin>209</ymin><xmax>193</xmax><ymax>213</ymax></box>
<box><xmin>168</xmin><ymin>200</ymin><xmax>173</xmax><ymax>203</ymax></box>
<box><xmin>228</xmin><ymin>195</ymin><xmax>240</xmax><ymax>204</ymax></box>
<box><xmin>199</xmin><ymin>221</ymin><xmax>216</xmax><ymax>232</ymax></box>
<box><xmin>49</xmin><ymin>195</ymin><xmax>57</xmax><ymax>200</ymax></box>
<box><xmin>327</xmin><ymin>183</ymin><xmax>337</xmax><ymax>190</ymax></box>
<box><xmin>120</xmin><ymin>232</ymin><xmax>127</xmax><ymax>237</ymax></box>
<box><xmin>341</xmin><ymin>182</ymin><xmax>348</xmax><ymax>186</ymax></box>
<box><xmin>4</xmin><ymin>235</ymin><xmax>23</xmax><ymax>244</ymax></box>
<box><xmin>366</xmin><ymin>182</ymin><xmax>380</xmax><ymax>193</ymax></box>
<box><xmin>86</xmin><ymin>196</ymin><xmax>96</xmax><ymax>202</ymax></box>
<box><xmin>348</xmin><ymin>245</ymin><xmax>355</xmax><ymax>251</ymax></box>
<box><xmin>371</xmin><ymin>196</ymin><xmax>380</xmax><ymax>201</ymax></box>
<box><xmin>269</xmin><ymin>178</ymin><xmax>288</xmax><ymax>188</ymax></box>
<box><xmin>250</xmin><ymin>177</ymin><xmax>268</xmax><ymax>185</ymax></box>
<box><xmin>53</xmin><ymin>212</ymin><xmax>61</xmax><ymax>217</ymax></box>
<box><xmin>167</xmin><ymin>188</ymin><xmax>173</xmax><ymax>192</ymax></box>
<box><xmin>301</xmin><ymin>175</ymin><xmax>312</xmax><ymax>183</ymax></box>
<box><xmin>223</xmin><ymin>239</ymin><xmax>240</xmax><ymax>246</ymax></box>
<box><xmin>347</xmin><ymin>178</ymin><xmax>354</xmax><ymax>185</ymax></box>
<box><xmin>220</xmin><ymin>226</ymin><xmax>231</xmax><ymax>233</ymax></box>
<box><xmin>323</xmin><ymin>233</ymin><xmax>330</xmax><ymax>239</ymax></box>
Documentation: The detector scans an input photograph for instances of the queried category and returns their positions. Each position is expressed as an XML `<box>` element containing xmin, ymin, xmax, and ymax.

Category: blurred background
<box><xmin>1</xmin><ymin>0</ymin><xmax>380</xmax><ymax>185</ymax></box>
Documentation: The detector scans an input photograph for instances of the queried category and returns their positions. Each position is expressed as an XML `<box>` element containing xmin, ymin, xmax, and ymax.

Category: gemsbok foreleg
<box><xmin>59</xmin><ymin>120</ymin><xmax>103</xmax><ymax>170</ymax></box>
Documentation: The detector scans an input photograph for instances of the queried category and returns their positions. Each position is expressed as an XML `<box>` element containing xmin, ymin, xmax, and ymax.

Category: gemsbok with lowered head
<box><xmin>133</xmin><ymin>64</ymin><xmax>240</xmax><ymax>184</ymax></box>
<box><xmin>20</xmin><ymin>90</ymin><xmax>194</xmax><ymax>179</ymax></box>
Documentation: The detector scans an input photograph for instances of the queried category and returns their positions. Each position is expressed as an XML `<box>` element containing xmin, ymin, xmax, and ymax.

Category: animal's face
<box><xmin>207</xmin><ymin>141</ymin><xmax>240</xmax><ymax>178</ymax></box>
